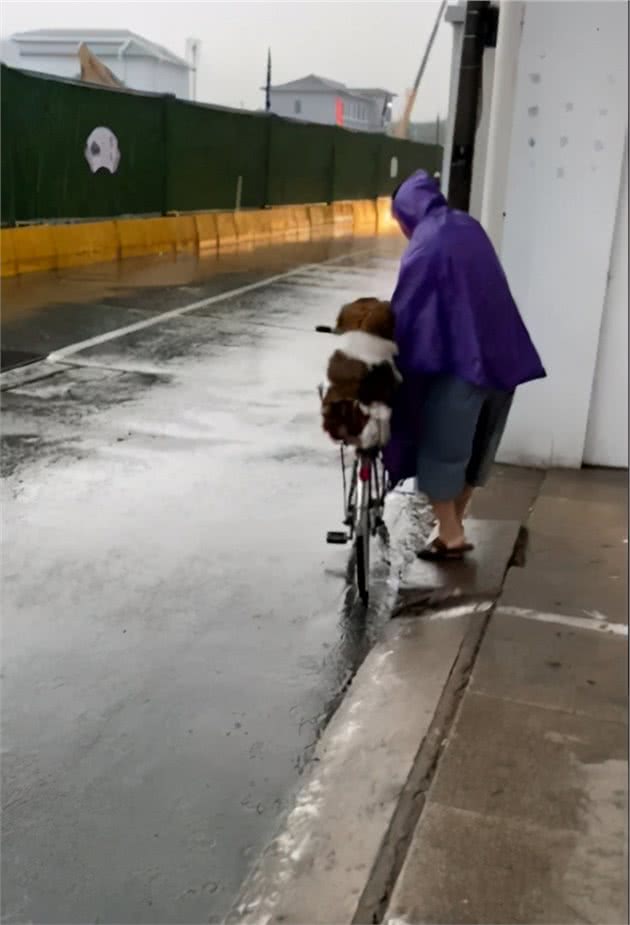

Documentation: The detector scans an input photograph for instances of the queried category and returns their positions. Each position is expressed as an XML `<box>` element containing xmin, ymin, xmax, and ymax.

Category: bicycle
<box><xmin>316</xmin><ymin>325</ymin><xmax>390</xmax><ymax>605</ymax></box>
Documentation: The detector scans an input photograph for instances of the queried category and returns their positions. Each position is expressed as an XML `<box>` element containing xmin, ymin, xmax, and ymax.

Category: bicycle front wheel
<box><xmin>355</xmin><ymin>469</ymin><xmax>371</xmax><ymax>605</ymax></box>
<box><xmin>355</xmin><ymin>532</ymin><xmax>369</xmax><ymax>605</ymax></box>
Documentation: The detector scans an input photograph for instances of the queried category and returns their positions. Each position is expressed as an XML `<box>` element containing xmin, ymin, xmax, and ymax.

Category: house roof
<box><xmin>267</xmin><ymin>74</ymin><xmax>396</xmax><ymax>100</ymax></box>
<box><xmin>267</xmin><ymin>74</ymin><xmax>346</xmax><ymax>93</ymax></box>
<box><xmin>350</xmin><ymin>87</ymin><xmax>397</xmax><ymax>99</ymax></box>
<box><xmin>10</xmin><ymin>29</ymin><xmax>190</xmax><ymax>69</ymax></box>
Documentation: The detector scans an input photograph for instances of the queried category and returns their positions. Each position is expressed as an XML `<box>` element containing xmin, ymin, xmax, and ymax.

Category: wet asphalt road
<box><xmin>1</xmin><ymin>237</ymin><xmax>422</xmax><ymax>924</ymax></box>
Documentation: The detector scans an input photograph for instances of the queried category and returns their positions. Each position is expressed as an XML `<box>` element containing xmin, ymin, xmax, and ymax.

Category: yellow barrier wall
<box><xmin>248</xmin><ymin>210</ymin><xmax>272</xmax><ymax>244</ymax></box>
<box><xmin>352</xmin><ymin>200</ymin><xmax>378</xmax><ymax>235</ymax></box>
<box><xmin>215</xmin><ymin>212</ymin><xmax>238</xmax><ymax>250</ymax></box>
<box><xmin>291</xmin><ymin>206</ymin><xmax>311</xmax><ymax>241</ymax></box>
<box><xmin>0</xmin><ymin>228</ymin><xmax>17</xmax><ymax>277</ymax></box>
<box><xmin>174</xmin><ymin>216</ymin><xmax>198</xmax><ymax>253</ymax></box>
<box><xmin>116</xmin><ymin>218</ymin><xmax>150</xmax><ymax>259</ymax></box>
<box><xmin>281</xmin><ymin>207</ymin><xmax>299</xmax><ymax>239</ymax></box>
<box><xmin>332</xmin><ymin>201</ymin><xmax>354</xmax><ymax>238</ymax></box>
<box><xmin>308</xmin><ymin>204</ymin><xmax>336</xmax><ymax>238</ymax></box>
<box><xmin>89</xmin><ymin>221</ymin><xmax>120</xmax><ymax>264</ymax></box>
<box><xmin>234</xmin><ymin>211</ymin><xmax>254</xmax><ymax>246</ymax></box>
<box><xmin>0</xmin><ymin>198</ymin><xmax>401</xmax><ymax>278</ymax></box>
<box><xmin>13</xmin><ymin>225</ymin><xmax>57</xmax><ymax>274</ymax></box>
<box><xmin>269</xmin><ymin>207</ymin><xmax>289</xmax><ymax>240</ymax></box>
<box><xmin>376</xmin><ymin>197</ymin><xmax>398</xmax><ymax>235</ymax></box>
<box><xmin>53</xmin><ymin>224</ymin><xmax>93</xmax><ymax>269</ymax></box>
<box><xmin>142</xmin><ymin>217</ymin><xmax>177</xmax><ymax>257</ymax></box>
<box><xmin>195</xmin><ymin>214</ymin><xmax>219</xmax><ymax>254</ymax></box>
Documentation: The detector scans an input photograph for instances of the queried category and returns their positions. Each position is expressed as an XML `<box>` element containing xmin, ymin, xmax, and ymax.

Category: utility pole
<box><xmin>265</xmin><ymin>48</ymin><xmax>272</xmax><ymax>112</ymax></box>
<box><xmin>394</xmin><ymin>0</ymin><xmax>447</xmax><ymax>139</ymax></box>
<box><xmin>185</xmin><ymin>38</ymin><xmax>200</xmax><ymax>102</ymax></box>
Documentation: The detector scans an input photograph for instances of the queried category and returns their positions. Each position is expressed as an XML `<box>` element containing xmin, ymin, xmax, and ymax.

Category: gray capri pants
<box><xmin>416</xmin><ymin>374</ymin><xmax>513</xmax><ymax>501</ymax></box>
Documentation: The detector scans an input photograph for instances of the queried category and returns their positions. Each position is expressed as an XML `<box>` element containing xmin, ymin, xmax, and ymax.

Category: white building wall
<box><xmin>496</xmin><ymin>0</ymin><xmax>628</xmax><ymax>469</ymax></box>
<box><xmin>16</xmin><ymin>53</ymin><xmax>76</xmax><ymax>79</ymax></box>
<box><xmin>269</xmin><ymin>92</ymin><xmax>336</xmax><ymax>125</ymax></box>
<box><xmin>268</xmin><ymin>91</ymin><xmax>379</xmax><ymax>130</ymax></box>
<box><xmin>11</xmin><ymin>50</ymin><xmax>189</xmax><ymax>98</ymax></box>
<box><xmin>0</xmin><ymin>39</ymin><xmax>23</xmax><ymax>67</ymax></box>
<box><xmin>583</xmin><ymin>141</ymin><xmax>628</xmax><ymax>468</ymax></box>
<box><xmin>122</xmin><ymin>58</ymin><xmax>189</xmax><ymax>97</ymax></box>
<box><xmin>113</xmin><ymin>56</ymin><xmax>145</xmax><ymax>89</ymax></box>
<box><xmin>155</xmin><ymin>62</ymin><xmax>188</xmax><ymax>99</ymax></box>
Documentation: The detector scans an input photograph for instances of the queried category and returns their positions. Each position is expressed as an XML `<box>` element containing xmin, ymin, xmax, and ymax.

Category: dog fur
<box><xmin>335</xmin><ymin>297</ymin><xmax>395</xmax><ymax>340</ymax></box>
<box><xmin>320</xmin><ymin>297</ymin><xmax>399</xmax><ymax>447</ymax></box>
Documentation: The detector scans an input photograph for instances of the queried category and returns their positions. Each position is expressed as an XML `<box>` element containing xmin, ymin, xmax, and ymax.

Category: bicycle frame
<box><xmin>341</xmin><ymin>447</ymin><xmax>383</xmax><ymax>534</ymax></box>
<box><xmin>331</xmin><ymin>443</ymin><xmax>388</xmax><ymax>604</ymax></box>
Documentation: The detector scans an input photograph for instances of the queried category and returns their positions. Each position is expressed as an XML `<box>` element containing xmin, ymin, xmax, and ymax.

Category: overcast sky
<box><xmin>1</xmin><ymin>0</ymin><xmax>452</xmax><ymax>120</ymax></box>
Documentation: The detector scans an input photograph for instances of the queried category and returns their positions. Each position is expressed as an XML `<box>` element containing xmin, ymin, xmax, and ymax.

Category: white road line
<box><xmin>425</xmin><ymin>600</ymin><xmax>496</xmax><ymax>621</ymax></box>
<box><xmin>47</xmin><ymin>249</ymin><xmax>375</xmax><ymax>362</ymax></box>
<box><xmin>54</xmin><ymin>357</ymin><xmax>170</xmax><ymax>377</ymax></box>
<box><xmin>496</xmin><ymin>605</ymin><xmax>628</xmax><ymax>637</ymax></box>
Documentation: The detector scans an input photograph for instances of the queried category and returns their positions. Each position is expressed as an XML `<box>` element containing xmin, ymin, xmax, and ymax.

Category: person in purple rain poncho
<box><xmin>382</xmin><ymin>170</ymin><xmax>545</xmax><ymax>561</ymax></box>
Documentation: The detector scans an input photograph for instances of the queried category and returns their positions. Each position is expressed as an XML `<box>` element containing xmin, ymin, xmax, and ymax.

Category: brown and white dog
<box><xmin>320</xmin><ymin>297</ymin><xmax>400</xmax><ymax>447</ymax></box>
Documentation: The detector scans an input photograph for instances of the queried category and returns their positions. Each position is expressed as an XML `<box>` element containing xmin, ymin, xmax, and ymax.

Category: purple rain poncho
<box><xmin>382</xmin><ymin>170</ymin><xmax>546</xmax><ymax>484</ymax></box>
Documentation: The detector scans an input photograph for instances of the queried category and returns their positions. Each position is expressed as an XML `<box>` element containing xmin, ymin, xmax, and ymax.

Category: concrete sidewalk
<box><xmin>229</xmin><ymin>466</ymin><xmax>628</xmax><ymax>925</ymax></box>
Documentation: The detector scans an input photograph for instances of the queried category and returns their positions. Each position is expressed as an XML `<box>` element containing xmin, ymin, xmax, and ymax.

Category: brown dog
<box><xmin>320</xmin><ymin>297</ymin><xmax>399</xmax><ymax>446</ymax></box>
<box><xmin>334</xmin><ymin>297</ymin><xmax>394</xmax><ymax>339</ymax></box>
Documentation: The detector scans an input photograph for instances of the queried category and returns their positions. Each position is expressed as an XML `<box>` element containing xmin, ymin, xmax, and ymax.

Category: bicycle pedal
<box><xmin>326</xmin><ymin>531</ymin><xmax>349</xmax><ymax>545</ymax></box>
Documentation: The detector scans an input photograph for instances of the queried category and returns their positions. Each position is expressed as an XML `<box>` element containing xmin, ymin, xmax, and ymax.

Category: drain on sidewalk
<box><xmin>1</xmin><ymin>349</ymin><xmax>47</xmax><ymax>372</ymax></box>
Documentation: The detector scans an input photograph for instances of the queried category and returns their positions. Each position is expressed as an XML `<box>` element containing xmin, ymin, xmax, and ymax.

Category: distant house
<box><xmin>266</xmin><ymin>75</ymin><xmax>395</xmax><ymax>133</ymax></box>
<box><xmin>5</xmin><ymin>29</ymin><xmax>191</xmax><ymax>98</ymax></box>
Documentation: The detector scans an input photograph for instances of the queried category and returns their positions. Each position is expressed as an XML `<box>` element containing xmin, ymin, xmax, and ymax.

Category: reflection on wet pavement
<box><xmin>1</xmin><ymin>236</ymin><xmax>431</xmax><ymax>924</ymax></box>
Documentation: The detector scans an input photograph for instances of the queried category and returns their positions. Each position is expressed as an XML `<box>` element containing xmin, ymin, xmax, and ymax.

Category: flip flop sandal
<box><xmin>417</xmin><ymin>537</ymin><xmax>474</xmax><ymax>561</ymax></box>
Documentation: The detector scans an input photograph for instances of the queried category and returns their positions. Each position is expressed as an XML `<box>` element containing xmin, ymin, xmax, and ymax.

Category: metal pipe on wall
<box><xmin>447</xmin><ymin>0</ymin><xmax>494</xmax><ymax>212</ymax></box>
<box><xmin>441</xmin><ymin>2</ymin><xmax>467</xmax><ymax>199</ymax></box>
<box><xmin>118</xmin><ymin>38</ymin><xmax>131</xmax><ymax>86</ymax></box>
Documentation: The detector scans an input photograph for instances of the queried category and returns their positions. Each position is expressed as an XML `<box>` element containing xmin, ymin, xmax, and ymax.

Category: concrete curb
<box><xmin>226</xmin><ymin>519</ymin><xmax>522</xmax><ymax>925</ymax></box>
<box><xmin>226</xmin><ymin>606</ymin><xmax>498</xmax><ymax>925</ymax></box>
<box><xmin>0</xmin><ymin>198</ymin><xmax>400</xmax><ymax>278</ymax></box>
<box><xmin>226</xmin><ymin>618</ymin><xmax>478</xmax><ymax>925</ymax></box>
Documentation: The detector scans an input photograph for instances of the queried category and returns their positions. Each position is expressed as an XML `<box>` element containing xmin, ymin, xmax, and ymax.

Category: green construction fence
<box><xmin>0</xmin><ymin>64</ymin><xmax>442</xmax><ymax>226</ymax></box>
